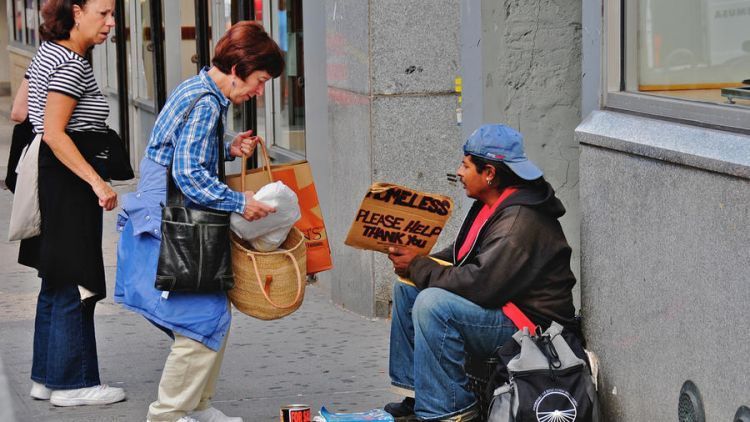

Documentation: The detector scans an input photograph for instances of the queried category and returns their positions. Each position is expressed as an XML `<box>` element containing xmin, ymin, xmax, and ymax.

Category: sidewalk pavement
<box><xmin>0</xmin><ymin>99</ymin><xmax>399</xmax><ymax>422</ymax></box>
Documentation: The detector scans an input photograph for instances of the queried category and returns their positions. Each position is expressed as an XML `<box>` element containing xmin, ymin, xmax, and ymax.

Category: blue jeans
<box><xmin>389</xmin><ymin>284</ymin><xmax>516</xmax><ymax>420</ymax></box>
<box><xmin>31</xmin><ymin>279</ymin><xmax>101</xmax><ymax>389</ymax></box>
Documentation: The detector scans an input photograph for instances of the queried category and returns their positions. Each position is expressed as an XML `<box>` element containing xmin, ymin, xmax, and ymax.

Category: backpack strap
<box><xmin>502</xmin><ymin>302</ymin><xmax>537</xmax><ymax>332</ymax></box>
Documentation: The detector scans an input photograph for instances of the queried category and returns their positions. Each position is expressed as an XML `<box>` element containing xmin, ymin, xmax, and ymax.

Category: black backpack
<box><xmin>486</xmin><ymin>323</ymin><xmax>600</xmax><ymax>422</ymax></box>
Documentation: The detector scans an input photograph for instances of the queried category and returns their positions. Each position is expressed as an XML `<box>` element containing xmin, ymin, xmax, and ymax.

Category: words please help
<box><xmin>345</xmin><ymin>183</ymin><xmax>453</xmax><ymax>255</ymax></box>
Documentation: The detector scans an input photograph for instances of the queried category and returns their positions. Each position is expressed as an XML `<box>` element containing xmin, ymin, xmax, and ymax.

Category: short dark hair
<box><xmin>212</xmin><ymin>21</ymin><xmax>284</xmax><ymax>80</ymax></box>
<box><xmin>468</xmin><ymin>154</ymin><xmax>544</xmax><ymax>190</ymax></box>
<box><xmin>40</xmin><ymin>0</ymin><xmax>89</xmax><ymax>41</ymax></box>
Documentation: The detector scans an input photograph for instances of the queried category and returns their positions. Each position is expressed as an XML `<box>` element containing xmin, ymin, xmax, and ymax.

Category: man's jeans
<box><xmin>389</xmin><ymin>284</ymin><xmax>516</xmax><ymax>421</ymax></box>
<box><xmin>31</xmin><ymin>279</ymin><xmax>101</xmax><ymax>389</ymax></box>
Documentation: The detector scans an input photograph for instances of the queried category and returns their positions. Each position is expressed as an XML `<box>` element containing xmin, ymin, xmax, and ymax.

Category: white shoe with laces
<box><xmin>146</xmin><ymin>417</ymin><xmax>199</xmax><ymax>422</ymax></box>
<box><xmin>49</xmin><ymin>384</ymin><xmax>126</xmax><ymax>407</ymax></box>
<box><xmin>191</xmin><ymin>406</ymin><xmax>244</xmax><ymax>422</ymax></box>
<box><xmin>30</xmin><ymin>381</ymin><xmax>52</xmax><ymax>400</ymax></box>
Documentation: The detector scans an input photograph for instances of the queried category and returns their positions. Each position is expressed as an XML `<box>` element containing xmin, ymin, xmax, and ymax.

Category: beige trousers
<box><xmin>147</xmin><ymin>330</ymin><xmax>229</xmax><ymax>422</ymax></box>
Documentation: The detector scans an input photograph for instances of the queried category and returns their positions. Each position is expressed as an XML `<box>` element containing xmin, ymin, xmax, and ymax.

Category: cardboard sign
<box><xmin>345</xmin><ymin>183</ymin><xmax>453</xmax><ymax>254</ymax></box>
<box><xmin>226</xmin><ymin>160</ymin><xmax>333</xmax><ymax>275</ymax></box>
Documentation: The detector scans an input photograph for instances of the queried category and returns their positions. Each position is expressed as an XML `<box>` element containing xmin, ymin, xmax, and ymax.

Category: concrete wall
<box><xmin>479</xmin><ymin>0</ymin><xmax>583</xmax><ymax>301</ymax></box>
<box><xmin>325</xmin><ymin>0</ymin><xmax>465</xmax><ymax>317</ymax></box>
<box><xmin>577</xmin><ymin>111</ymin><xmax>750</xmax><ymax>421</ymax></box>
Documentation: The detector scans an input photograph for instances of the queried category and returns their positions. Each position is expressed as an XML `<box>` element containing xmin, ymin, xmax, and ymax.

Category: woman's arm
<box><xmin>10</xmin><ymin>79</ymin><xmax>29</xmax><ymax>123</ymax></box>
<box><xmin>43</xmin><ymin>92</ymin><xmax>117</xmax><ymax>211</ymax></box>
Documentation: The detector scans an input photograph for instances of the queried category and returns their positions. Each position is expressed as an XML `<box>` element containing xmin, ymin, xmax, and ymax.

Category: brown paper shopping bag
<box><xmin>345</xmin><ymin>183</ymin><xmax>454</xmax><ymax>255</ymax></box>
<box><xmin>226</xmin><ymin>141</ymin><xmax>333</xmax><ymax>275</ymax></box>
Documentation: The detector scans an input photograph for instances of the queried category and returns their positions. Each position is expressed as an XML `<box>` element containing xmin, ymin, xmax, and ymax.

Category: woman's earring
<box><xmin>75</xmin><ymin>22</ymin><xmax>80</xmax><ymax>29</ymax></box>
<box><xmin>231</xmin><ymin>78</ymin><xmax>236</xmax><ymax>88</ymax></box>
<box><xmin>486</xmin><ymin>179</ymin><xmax>492</xmax><ymax>185</ymax></box>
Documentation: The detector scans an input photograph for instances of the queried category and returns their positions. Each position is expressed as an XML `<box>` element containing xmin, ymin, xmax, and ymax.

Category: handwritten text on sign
<box><xmin>345</xmin><ymin>184</ymin><xmax>453</xmax><ymax>254</ymax></box>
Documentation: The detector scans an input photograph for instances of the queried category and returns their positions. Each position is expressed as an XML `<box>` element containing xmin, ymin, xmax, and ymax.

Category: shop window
<box><xmin>213</xmin><ymin>0</ymin><xmax>244</xmax><ymax>134</ymax></box>
<box><xmin>12</xmin><ymin>0</ymin><xmax>43</xmax><ymax>48</ymax></box>
<box><xmin>256</xmin><ymin>0</ymin><xmax>306</xmax><ymax>158</ymax></box>
<box><xmin>136</xmin><ymin>0</ymin><xmax>155</xmax><ymax>102</ymax></box>
<box><xmin>634</xmin><ymin>0</ymin><xmax>750</xmax><ymax>105</ymax></box>
<box><xmin>605</xmin><ymin>0</ymin><xmax>750</xmax><ymax>130</ymax></box>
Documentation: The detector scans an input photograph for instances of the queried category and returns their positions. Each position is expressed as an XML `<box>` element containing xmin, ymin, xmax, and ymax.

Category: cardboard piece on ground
<box><xmin>345</xmin><ymin>182</ymin><xmax>453</xmax><ymax>255</ymax></box>
<box><xmin>397</xmin><ymin>257</ymin><xmax>452</xmax><ymax>287</ymax></box>
<box><xmin>226</xmin><ymin>160</ymin><xmax>333</xmax><ymax>275</ymax></box>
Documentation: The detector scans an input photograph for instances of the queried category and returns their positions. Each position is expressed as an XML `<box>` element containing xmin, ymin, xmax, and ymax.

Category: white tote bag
<box><xmin>8</xmin><ymin>134</ymin><xmax>42</xmax><ymax>241</ymax></box>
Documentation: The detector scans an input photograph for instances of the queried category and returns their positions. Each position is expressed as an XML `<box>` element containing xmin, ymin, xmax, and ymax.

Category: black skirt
<box><xmin>19</xmin><ymin>135</ymin><xmax>108</xmax><ymax>297</ymax></box>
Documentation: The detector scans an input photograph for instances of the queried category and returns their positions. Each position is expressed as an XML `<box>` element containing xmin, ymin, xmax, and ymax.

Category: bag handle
<box><xmin>240</xmin><ymin>137</ymin><xmax>274</xmax><ymax>192</ymax></box>
<box><xmin>246</xmin><ymin>251</ymin><xmax>304</xmax><ymax>309</ymax></box>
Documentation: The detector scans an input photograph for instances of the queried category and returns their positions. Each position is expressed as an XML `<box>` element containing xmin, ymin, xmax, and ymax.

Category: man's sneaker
<box><xmin>49</xmin><ymin>384</ymin><xmax>126</xmax><ymax>407</ymax></box>
<box><xmin>147</xmin><ymin>418</ymin><xmax>199</xmax><ymax>422</ymax></box>
<box><xmin>191</xmin><ymin>407</ymin><xmax>243</xmax><ymax>422</ymax></box>
<box><xmin>30</xmin><ymin>381</ymin><xmax>52</xmax><ymax>400</ymax></box>
<box><xmin>385</xmin><ymin>397</ymin><xmax>418</xmax><ymax>421</ymax></box>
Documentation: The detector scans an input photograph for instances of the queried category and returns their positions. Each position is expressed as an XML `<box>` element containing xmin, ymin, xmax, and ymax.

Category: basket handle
<box><xmin>246</xmin><ymin>251</ymin><xmax>304</xmax><ymax>309</ymax></box>
<box><xmin>240</xmin><ymin>136</ymin><xmax>274</xmax><ymax>192</ymax></box>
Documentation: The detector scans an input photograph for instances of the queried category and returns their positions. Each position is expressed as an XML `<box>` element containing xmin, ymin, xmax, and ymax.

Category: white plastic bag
<box><xmin>8</xmin><ymin>134</ymin><xmax>42</xmax><ymax>241</ymax></box>
<box><xmin>230</xmin><ymin>181</ymin><xmax>301</xmax><ymax>251</ymax></box>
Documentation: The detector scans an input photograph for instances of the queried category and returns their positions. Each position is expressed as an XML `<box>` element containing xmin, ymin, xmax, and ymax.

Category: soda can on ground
<box><xmin>281</xmin><ymin>404</ymin><xmax>311</xmax><ymax>422</ymax></box>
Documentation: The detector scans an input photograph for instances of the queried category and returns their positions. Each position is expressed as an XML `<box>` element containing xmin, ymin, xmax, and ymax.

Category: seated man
<box><xmin>385</xmin><ymin>124</ymin><xmax>578</xmax><ymax>422</ymax></box>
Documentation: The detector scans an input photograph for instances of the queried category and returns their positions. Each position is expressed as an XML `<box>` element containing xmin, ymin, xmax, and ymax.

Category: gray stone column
<box><xmin>325</xmin><ymin>0</ymin><xmax>464</xmax><ymax>317</ymax></box>
<box><xmin>480</xmin><ymin>0</ymin><xmax>583</xmax><ymax>300</ymax></box>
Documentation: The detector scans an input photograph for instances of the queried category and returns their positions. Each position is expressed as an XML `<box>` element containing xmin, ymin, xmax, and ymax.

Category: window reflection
<box><xmin>25</xmin><ymin>0</ymin><xmax>37</xmax><ymax>45</ymax></box>
<box><xmin>636</xmin><ymin>0</ymin><xmax>750</xmax><ymax>106</ymax></box>
<box><xmin>138</xmin><ymin>0</ymin><xmax>154</xmax><ymax>101</ymax></box>
<box><xmin>274</xmin><ymin>0</ymin><xmax>305</xmax><ymax>155</ymax></box>
<box><xmin>14</xmin><ymin>0</ymin><xmax>24</xmax><ymax>42</ymax></box>
<box><xmin>255</xmin><ymin>0</ymin><xmax>305</xmax><ymax>157</ymax></box>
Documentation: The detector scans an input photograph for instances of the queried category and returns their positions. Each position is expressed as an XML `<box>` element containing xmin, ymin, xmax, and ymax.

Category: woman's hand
<box><xmin>230</xmin><ymin>130</ymin><xmax>260</xmax><ymax>158</ymax></box>
<box><xmin>388</xmin><ymin>247</ymin><xmax>418</xmax><ymax>277</ymax></box>
<box><xmin>92</xmin><ymin>179</ymin><xmax>118</xmax><ymax>211</ymax></box>
<box><xmin>242</xmin><ymin>191</ymin><xmax>276</xmax><ymax>221</ymax></box>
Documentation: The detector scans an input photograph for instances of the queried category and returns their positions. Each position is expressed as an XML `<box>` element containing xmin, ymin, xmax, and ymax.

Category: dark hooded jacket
<box><xmin>407</xmin><ymin>181</ymin><xmax>577</xmax><ymax>331</ymax></box>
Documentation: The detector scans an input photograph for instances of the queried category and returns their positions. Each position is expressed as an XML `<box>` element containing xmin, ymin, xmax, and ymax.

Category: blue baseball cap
<box><xmin>462</xmin><ymin>124</ymin><xmax>543</xmax><ymax>180</ymax></box>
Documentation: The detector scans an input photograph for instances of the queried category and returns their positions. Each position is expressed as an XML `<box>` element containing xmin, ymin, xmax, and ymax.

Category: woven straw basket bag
<box><xmin>228</xmin><ymin>140</ymin><xmax>307</xmax><ymax>320</ymax></box>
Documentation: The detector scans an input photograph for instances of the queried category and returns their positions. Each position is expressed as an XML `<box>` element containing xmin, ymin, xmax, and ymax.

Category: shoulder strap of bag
<box><xmin>502</xmin><ymin>302</ymin><xmax>537</xmax><ymax>333</ymax></box>
<box><xmin>166</xmin><ymin>91</ymin><xmax>225</xmax><ymax>207</ymax></box>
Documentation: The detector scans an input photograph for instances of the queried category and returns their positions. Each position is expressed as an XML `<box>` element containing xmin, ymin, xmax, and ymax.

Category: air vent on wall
<box><xmin>677</xmin><ymin>380</ymin><xmax>705</xmax><ymax>422</ymax></box>
<box><xmin>735</xmin><ymin>405</ymin><xmax>750</xmax><ymax>422</ymax></box>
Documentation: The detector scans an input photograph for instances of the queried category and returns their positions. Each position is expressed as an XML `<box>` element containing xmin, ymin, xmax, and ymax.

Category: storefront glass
<box><xmin>634</xmin><ymin>0</ymin><xmax>750</xmax><ymax>107</ymax></box>
<box><xmin>137</xmin><ymin>0</ymin><xmax>155</xmax><ymax>101</ymax></box>
<box><xmin>256</xmin><ymin>0</ymin><xmax>306</xmax><ymax>157</ymax></box>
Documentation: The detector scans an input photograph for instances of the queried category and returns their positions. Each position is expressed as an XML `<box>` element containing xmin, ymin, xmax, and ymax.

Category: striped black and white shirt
<box><xmin>26</xmin><ymin>41</ymin><xmax>109</xmax><ymax>134</ymax></box>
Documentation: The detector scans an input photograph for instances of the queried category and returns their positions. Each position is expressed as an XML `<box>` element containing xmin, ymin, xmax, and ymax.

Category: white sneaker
<box><xmin>30</xmin><ymin>382</ymin><xmax>52</xmax><ymax>400</ymax></box>
<box><xmin>177</xmin><ymin>418</ymin><xmax>201</xmax><ymax>422</ymax></box>
<box><xmin>191</xmin><ymin>407</ymin><xmax>243</xmax><ymax>422</ymax></box>
<box><xmin>49</xmin><ymin>384</ymin><xmax>126</xmax><ymax>407</ymax></box>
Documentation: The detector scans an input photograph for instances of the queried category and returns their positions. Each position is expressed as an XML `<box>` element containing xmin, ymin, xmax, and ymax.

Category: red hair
<box><xmin>212</xmin><ymin>21</ymin><xmax>284</xmax><ymax>79</ymax></box>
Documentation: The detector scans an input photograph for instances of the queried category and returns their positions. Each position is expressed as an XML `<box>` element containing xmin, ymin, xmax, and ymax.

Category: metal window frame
<box><xmin>149</xmin><ymin>0</ymin><xmax>167</xmax><ymax>112</ymax></box>
<box><xmin>195</xmin><ymin>0</ymin><xmax>211</xmax><ymax>70</ymax></box>
<box><xmin>114</xmin><ymin>0</ymin><xmax>130</xmax><ymax>154</ymax></box>
<box><xmin>603</xmin><ymin>0</ymin><xmax>750</xmax><ymax>133</ymax></box>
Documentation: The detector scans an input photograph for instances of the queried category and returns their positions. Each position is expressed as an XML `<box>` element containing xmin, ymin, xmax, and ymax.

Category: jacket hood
<box><xmin>498</xmin><ymin>181</ymin><xmax>566</xmax><ymax>219</ymax></box>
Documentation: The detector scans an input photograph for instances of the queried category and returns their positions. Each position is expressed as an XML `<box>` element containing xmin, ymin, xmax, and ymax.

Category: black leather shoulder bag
<box><xmin>155</xmin><ymin>92</ymin><xmax>235</xmax><ymax>293</ymax></box>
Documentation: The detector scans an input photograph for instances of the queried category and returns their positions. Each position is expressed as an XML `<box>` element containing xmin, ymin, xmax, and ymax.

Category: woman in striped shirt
<box><xmin>115</xmin><ymin>22</ymin><xmax>284</xmax><ymax>422</ymax></box>
<box><xmin>17</xmin><ymin>0</ymin><xmax>126</xmax><ymax>408</ymax></box>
